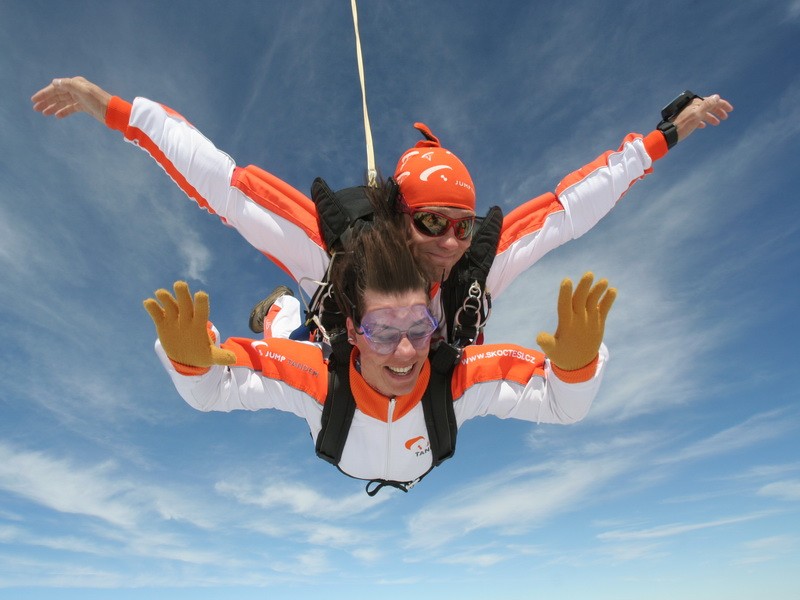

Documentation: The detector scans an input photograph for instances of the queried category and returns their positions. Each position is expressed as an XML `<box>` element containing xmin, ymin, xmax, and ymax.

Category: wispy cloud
<box><xmin>757</xmin><ymin>479</ymin><xmax>800</xmax><ymax>502</ymax></box>
<box><xmin>0</xmin><ymin>443</ymin><xmax>145</xmax><ymax>528</ymax></box>
<box><xmin>215</xmin><ymin>477</ymin><xmax>386</xmax><ymax>520</ymax></box>
<box><xmin>597</xmin><ymin>512</ymin><xmax>770</xmax><ymax>542</ymax></box>
<box><xmin>657</xmin><ymin>409</ymin><xmax>798</xmax><ymax>465</ymax></box>
<box><xmin>404</xmin><ymin>456</ymin><xmax>631</xmax><ymax>551</ymax></box>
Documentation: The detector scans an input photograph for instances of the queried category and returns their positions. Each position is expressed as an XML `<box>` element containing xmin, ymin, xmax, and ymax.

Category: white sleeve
<box><xmin>154</xmin><ymin>339</ymin><xmax>324</xmax><ymax>433</ymax></box>
<box><xmin>454</xmin><ymin>344</ymin><xmax>609</xmax><ymax>426</ymax></box>
<box><xmin>124</xmin><ymin>97</ymin><xmax>330</xmax><ymax>296</ymax></box>
<box><xmin>487</xmin><ymin>135</ymin><xmax>655</xmax><ymax>299</ymax></box>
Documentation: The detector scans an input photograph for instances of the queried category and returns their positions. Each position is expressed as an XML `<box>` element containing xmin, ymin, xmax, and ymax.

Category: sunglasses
<box><xmin>400</xmin><ymin>205</ymin><xmax>476</xmax><ymax>241</ymax></box>
<box><xmin>357</xmin><ymin>305</ymin><xmax>438</xmax><ymax>355</ymax></box>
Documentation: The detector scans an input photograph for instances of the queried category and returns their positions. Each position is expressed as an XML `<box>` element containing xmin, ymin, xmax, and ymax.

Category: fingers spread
<box><xmin>173</xmin><ymin>281</ymin><xmax>193</xmax><ymax>320</ymax></box>
<box><xmin>143</xmin><ymin>298</ymin><xmax>164</xmax><ymax>325</ymax></box>
<box><xmin>154</xmin><ymin>288</ymin><xmax>179</xmax><ymax>321</ymax></box>
<box><xmin>598</xmin><ymin>287</ymin><xmax>617</xmax><ymax>321</ymax></box>
<box><xmin>572</xmin><ymin>272</ymin><xmax>594</xmax><ymax>313</ymax></box>
<box><xmin>586</xmin><ymin>278</ymin><xmax>609</xmax><ymax>311</ymax></box>
<box><xmin>193</xmin><ymin>291</ymin><xmax>211</xmax><ymax>324</ymax></box>
<box><xmin>557</xmin><ymin>277</ymin><xmax>575</xmax><ymax>331</ymax></box>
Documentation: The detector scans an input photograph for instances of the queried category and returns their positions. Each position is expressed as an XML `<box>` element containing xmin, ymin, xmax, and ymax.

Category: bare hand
<box><xmin>31</xmin><ymin>76</ymin><xmax>112</xmax><ymax>123</ymax></box>
<box><xmin>674</xmin><ymin>93</ymin><xmax>733</xmax><ymax>142</ymax></box>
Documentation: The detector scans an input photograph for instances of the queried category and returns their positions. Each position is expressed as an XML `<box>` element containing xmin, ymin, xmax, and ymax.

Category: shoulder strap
<box><xmin>314</xmin><ymin>331</ymin><xmax>356</xmax><ymax>465</ymax></box>
<box><xmin>442</xmin><ymin>205</ymin><xmax>504</xmax><ymax>347</ymax></box>
<box><xmin>311</xmin><ymin>177</ymin><xmax>374</xmax><ymax>250</ymax></box>
<box><xmin>421</xmin><ymin>342</ymin><xmax>462</xmax><ymax>465</ymax></box>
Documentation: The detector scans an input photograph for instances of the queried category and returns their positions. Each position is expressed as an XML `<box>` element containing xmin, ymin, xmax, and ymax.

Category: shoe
<box><xmin>249</xmin><ymin>285</ymin><xmax>294</xmax><ymax>333</ymax></box>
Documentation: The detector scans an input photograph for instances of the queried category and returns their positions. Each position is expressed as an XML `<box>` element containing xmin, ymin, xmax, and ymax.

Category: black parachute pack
<box><xmin>307</xmin><ymin>176</ymin><xmax>503</xmax><ymax>494</ymax></box>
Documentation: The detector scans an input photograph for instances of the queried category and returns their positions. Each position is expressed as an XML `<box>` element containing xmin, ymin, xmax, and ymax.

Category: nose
<box><xmin>436</xmin><ymin>229</ymin><xmax>461</xmax><ymax>250</ymax></box>
<box><xmin>393</xmin><ymin>335</ymin><xmax>418</xmax><ymax>358</ymax></box>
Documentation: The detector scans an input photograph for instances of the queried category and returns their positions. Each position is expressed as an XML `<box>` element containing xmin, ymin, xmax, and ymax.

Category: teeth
<box><xmin>387</xmin><ymin>365</ymin><xmax>413</xmax><ymax>375</ymax></box>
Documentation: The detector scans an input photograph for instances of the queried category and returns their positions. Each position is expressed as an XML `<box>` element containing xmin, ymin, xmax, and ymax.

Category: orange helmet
<box><xmin>393</xmin><ymin>123</ymin><xmax>475</xmax><ymax>211</ymax></box>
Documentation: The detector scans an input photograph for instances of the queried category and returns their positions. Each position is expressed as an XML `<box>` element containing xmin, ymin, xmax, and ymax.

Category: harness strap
<box><xmin>443</xmin><ymin>205</ymin><xmax>504</xmax><ymax>347</ymax></box>
<box><xmin>423</xmin><ymin>342</ymin><xmax>461</xmax><ymax>465</ymax></box>
<box><xmin>311</xmin><ymin>178</ymin><xmax>375</xmax><ymax>250</ymax></box>
<box><xmin>314</xmin><ymin>332</ymin><xmax>355</xmax><ymax>464</ymax></box>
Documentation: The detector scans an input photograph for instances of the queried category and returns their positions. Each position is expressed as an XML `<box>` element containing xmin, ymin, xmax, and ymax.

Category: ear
<box><xmin>345</xmin><ymin>317</ymin><xmax>358</xmax><ymax>345</ymax></box>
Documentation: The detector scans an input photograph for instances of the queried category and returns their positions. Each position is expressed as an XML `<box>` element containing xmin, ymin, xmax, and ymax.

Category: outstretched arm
<box><xmin>32</xmin><ymin>76</ymin><xmax>329</xmax><ymax>295</ymax></box>
<box><xmin>31</xmin><ymin>76</ymin><xmax>111</xmax><ymax>123</ymax></box>
<box><xmin>487</xmin><ymin>91</ymin><xmax>733</xmax><ymax>301</ymax></box>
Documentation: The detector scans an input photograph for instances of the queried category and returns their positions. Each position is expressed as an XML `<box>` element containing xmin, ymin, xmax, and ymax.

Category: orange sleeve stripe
<box><xmin>220</xmin><ymin>337</ymin><xmax>264</xmax><ymax>370</ymax></box>
<box><xmin>105</xmin><ymin>96</ymin><xmax>132</xmax><ymax>132</ymax></box>
<box><xmin>450</xmin><ymin>345</ymin><xmax>547</xmax><ymax>399</ymax></box>
<box><xmin>550</xmin><ymin>354</ymin><xmax>599</xmax><ymax>384</ymax></box>
<box><xmin>554</xmin><ymin>133</ymin><xmax>653</xmax><ymax>197</ymax></box>
<box><xmin>497</xmin><ymin>192</ymin><xmax>563</xmax><ymax>254</ymax></box>
<box><xmin>643</xmin><ymin>130</ymin><xmax>668</xmax><ymax>161</ymax></box>
<box><xmin>259</xmin><ymin>250</ymin><xmax>294</xmax><ymax>280</ymax></box>
<box><xmin>122</xmin><ymin>124</ymin><xmax>215</xmax><ymax>213</ymax></box>
<box><xmin>496</xmin><ymin>132</ymin><xmax>667</xmax><ymax>256</ymax></box>
<box><xmin>236</xmin><ymin>337</ymin><xmax>328</xmax><ymax>400</ymax></box>
<box><xmin>232</xmin><ymin>165</ymin><xmax>324</xmax><ymax>247</ymax></box>
<box><xmin>170</xmin><ymin>360</ymin><xmax>211</xmax><ymax>376</ymax></box>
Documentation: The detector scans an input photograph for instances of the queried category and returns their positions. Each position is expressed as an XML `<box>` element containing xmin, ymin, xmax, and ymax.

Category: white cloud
<box><xmin>757</xmin><ymin>479</ymin><xmax>800</xmax><ymax>502</ymax></box>
<box><xmin>272</xmin><ymin>548</ymin><xmax>332</xmax><ymax>576</ymax></box>
<box><xmin>439</xmin><ymin>551</ymin><xmax>507</xmax><ymax>568</ymax></box>
<box><xmin>404</xmin><ymin>456</ymin><xmax>631</xmax><ymax>551</ymax></box>
<box><xmin>0</xmin><ymin>443</ymin><xmax>143</xmax><ymax>528</ymax></box>
<box><xmin>732</xmin><ymin>534</ymin><xmax>797</xmax><ymax>566</ymax></box>
<box><xmin>658</xmin><ymin>410</ymin><xmax>798</xmax><ymax>465</ymax></box>
<box><xmin>788</xmin><ymin>0</ymin><xmax>800</xmax><ymax>19</ymax></box>
<box><xmin>597</xmin><ymin>512</ymin><xmax>769</xmax><ymax>542</ymax></box>
<box><xmin>215</xmin><ymin>477</ymin><xmax>385</xmax><ymax>520</ymax></box>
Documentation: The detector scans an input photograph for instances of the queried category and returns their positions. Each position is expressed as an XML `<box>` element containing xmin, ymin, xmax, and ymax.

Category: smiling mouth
<box><xmin>386</xmin><ymin>365</ymin><xmax>414</xmax><ymax>376</ymax></box>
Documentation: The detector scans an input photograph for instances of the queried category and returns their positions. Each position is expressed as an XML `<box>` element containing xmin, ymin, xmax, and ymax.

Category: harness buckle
<box><xmin>452</xmin><ymin>280</ymin><xmax>492</xmax><ymax>343</ymax></box>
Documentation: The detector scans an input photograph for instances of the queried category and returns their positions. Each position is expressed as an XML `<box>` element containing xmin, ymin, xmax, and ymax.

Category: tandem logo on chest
<box><xmin>405</xmin><ymin>436</ymin><xmax>431</xmax><ymax>457</ymax></box>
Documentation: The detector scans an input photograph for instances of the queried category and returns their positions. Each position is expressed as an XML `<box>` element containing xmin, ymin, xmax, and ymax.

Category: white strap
<box><xmin>351</xmin><ymin>0</ymin><xmax>377</xmax><ymax>187</ymax></box>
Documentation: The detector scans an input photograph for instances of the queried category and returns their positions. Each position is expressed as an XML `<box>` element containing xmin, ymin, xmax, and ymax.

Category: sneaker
<box><xmin>249</xmin><ymin>285</ymin><xmax>294</xmax><ymax>333</ymax></box>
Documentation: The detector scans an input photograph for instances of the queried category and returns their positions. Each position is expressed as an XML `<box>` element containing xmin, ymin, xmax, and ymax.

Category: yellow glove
<box><xmin>143</xmin><ymin>281</ymin><xmax>236</xmax><ymax>368</ymax></box>
<box><xmin>536</xmin><ymin>272</ymin><xmax>616</xmax><ymax>372</ymax></box>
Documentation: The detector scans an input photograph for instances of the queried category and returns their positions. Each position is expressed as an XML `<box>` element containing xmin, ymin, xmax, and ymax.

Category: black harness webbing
<box><xmin>441</xmin><ymin>205</ymin><xmax>503</xmax><ymax>347</ymax></box>
<box><xmin>315</xmin><ymin>338</ymin><xmax>462</xmax><ymax>496</ymax></box>
<box><xmin>314</xmin><ymin>331</ymin><xmax>356</xmax><ymax>467</ymax></box>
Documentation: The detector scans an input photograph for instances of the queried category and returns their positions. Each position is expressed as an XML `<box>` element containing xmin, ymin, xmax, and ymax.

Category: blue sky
<box><xmin>1</xmin><ymin>1</ymin><xmax>799</xmax><ymax>598</ymax></box>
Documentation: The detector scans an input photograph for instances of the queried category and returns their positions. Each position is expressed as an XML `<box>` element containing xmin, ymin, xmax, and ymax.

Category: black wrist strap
<box><xmin>657</xmin><ymin>120</ymin><xmax>679</xmax><ymax>149</ymax></box>
<box><xmin>657</xmin><ymin>90</ymin><xmax>702</xmax><ymax>149</ymax></box>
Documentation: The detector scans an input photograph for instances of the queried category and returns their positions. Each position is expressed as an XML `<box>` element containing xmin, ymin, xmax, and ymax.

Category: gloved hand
<box><xmin>143</xmin><ymin>281</ymin><xmax>236</xmax><ymax>368</ymax></box>
<box><xmin>536</xmin><ymin>272</ymin><xmax>616</xmax><ymax>371</ymax></box>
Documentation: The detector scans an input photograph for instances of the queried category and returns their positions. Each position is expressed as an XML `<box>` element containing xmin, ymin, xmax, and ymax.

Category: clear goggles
<box><xmin>356</xmin><ymin>304</ymin><xmax>438</xmax><ymax>355</ymax></box>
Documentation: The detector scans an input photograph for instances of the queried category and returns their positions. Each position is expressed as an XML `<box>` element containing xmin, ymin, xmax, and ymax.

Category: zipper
<box><xmin>385</xmin><ymin>398</ymin><xmax>396</xmax><ymax>478</ymax></box>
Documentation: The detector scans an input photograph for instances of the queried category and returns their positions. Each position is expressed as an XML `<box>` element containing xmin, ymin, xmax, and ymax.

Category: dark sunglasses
<box><xmin>400</xmin><ymin>205</ymin><xmax>476</xmax><ymax>240</ymax></box>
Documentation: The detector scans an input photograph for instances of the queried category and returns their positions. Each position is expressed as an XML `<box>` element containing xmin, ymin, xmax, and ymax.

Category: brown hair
<box><xmin>330</xmin><ymin>180</ymin><xmax>427</xmax><ymax>324</ymax></box>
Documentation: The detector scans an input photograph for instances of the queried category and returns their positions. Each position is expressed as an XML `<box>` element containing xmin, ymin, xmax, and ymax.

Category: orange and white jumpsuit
<box><xmin>155</xmin><ymin>331</ymin><xmax>608</xmax><ymax>484</ymax></box>
<box><xmin>106</xmin><ymin>96</ymin><xmax>667</xmax><ymax>326</ymax></box>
